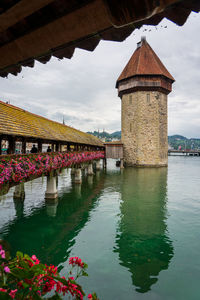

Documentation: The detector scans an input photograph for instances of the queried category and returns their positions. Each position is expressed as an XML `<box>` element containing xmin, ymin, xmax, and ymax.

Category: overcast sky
<box><xmin>0</xmin><ymin>12</ymin><xmax>200</xmax><ymax>138</ymax></box>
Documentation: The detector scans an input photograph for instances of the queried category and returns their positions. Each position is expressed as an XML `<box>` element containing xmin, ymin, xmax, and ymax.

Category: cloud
<box><xmin>0</xmin><ymin>12</ymin><xmax>200</xmax><ymax>137</ymax></box>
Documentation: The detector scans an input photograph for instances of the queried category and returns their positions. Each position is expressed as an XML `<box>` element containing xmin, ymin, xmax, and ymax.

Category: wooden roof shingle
<box><xmin>116</xmin><ymin>37</ymin><xmax>175</xmax><ymax>87</ymax></box>
<box><xmin>0</xmin><ymin>100</ymin><xmax>103</xmax><ymax>146</ymax></box>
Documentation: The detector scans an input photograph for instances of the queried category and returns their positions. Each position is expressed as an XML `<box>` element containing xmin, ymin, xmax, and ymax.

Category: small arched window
<box><xmin>129</xmin><ymin>95</ymin><xmax>132</xmax><ymax>104</ymax></box>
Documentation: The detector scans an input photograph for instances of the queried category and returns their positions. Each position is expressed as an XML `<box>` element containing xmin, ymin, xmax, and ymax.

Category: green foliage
<box><xmin>87</xmin><ymin>130</ymin><xmax>121</xmax><ymax>141</ymax></box>
<box><xmin>168</xmin><ymin>135</ymin><xmax>200</xmax><ymax>150</ymax></box>
<box><xmin>0</xmin><ymin>244</ymin><xmax>98</xmax><ymax>299</ymax></box>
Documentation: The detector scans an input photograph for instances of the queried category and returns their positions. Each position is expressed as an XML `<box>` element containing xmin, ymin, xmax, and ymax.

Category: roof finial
<box><xmin>137</xmin><ymin>36</ymin><xmax>146</xmax><ymax>49</ymax></box>
<box><xmin>141</xmin><ymin>36</ymin><xmax>146</xmax><ymax>43</ymax></box>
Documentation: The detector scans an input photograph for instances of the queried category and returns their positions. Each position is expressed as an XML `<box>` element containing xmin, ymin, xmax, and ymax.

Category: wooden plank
<box><xmin>105</xmin><ymin>144</ymin><xmax>123</xmax><ymax>159</ymax></box>
<box><xmin>0</xmin><ymin>0</ymin><xmax>55</xmax><ymax>32</ymax></box>
<box><xmin>0</xmin><ymin>0</ymin><xmax>110</xmax><ymax>69</ymax></box>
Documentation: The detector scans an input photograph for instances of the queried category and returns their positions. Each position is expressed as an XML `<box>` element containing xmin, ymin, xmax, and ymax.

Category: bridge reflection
<box><xmin>0</xmin><ymin>171</ymin><xmax>105</xmax><ymax>266</ymax></box>
<box><xmin>114</xmin><ymin>167</ymin><xmax>174</xmax><ymax>293</ymax></box>
<box><xmin>0</xmin><ymin>165</ymin><xmax>174</xmax><ymax>294</ymax></box>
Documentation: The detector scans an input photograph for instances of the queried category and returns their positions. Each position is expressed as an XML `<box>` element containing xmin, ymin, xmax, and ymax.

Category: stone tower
<box><xmin>116</xmin><ymin>37</ymin><xmax>175</xmax><ymax>167</ymax></box>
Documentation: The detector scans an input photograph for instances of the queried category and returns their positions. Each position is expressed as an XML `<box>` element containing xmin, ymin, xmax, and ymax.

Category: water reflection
<box><xmin>0</xmin><ymin>172</ymin><xmax>105</xmax><ymax>266</ymax></box>
<box><xmin>114</xmin><ymin>167</ymin><xmax>173</xmax><ymax>293</ymax></box>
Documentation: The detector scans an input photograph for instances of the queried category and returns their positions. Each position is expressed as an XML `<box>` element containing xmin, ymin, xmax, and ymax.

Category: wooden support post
<box><xmin>0</xmin><ymin>136</ymin><xmax>2</xmax><ymax>155</ymax></box>
<box><xmin>87</xmin><ymin>163</ymin><xmax>94</xmax><ymax>175</ymax></box>
<box><xmin>67</xmin><ymin>143</ymin><xmax>71</xmax><ymax>151</ymax></box>
<box><xmin>8</xmin><ymin>136</ymin><xmax>15</xmax><ymax>154</ymax></box>
<box><xmin>96</xmin><ymin>160</ymin><xmax>101</xmax><ymax>170</ymax></box>
<box><xmin>14</xmin><ymin>183</ymin><xmax>25</xmax><ymax>200</ymax></box>
<box><xmin>120</xmin><ymin>158</ymin><xmax>124</xmax><ymax>169</ymax></box>
<box><xmin>71</xmin><ymin>168</ymin><xmax>76</xmax><ymax>175</ymax></box>
<box><xmin>45</xmin><ymin>175</ymin><xmax>58</xmax><ymax>200</ymax></box>
<box><xmin>74</xmin><ymin>168</ymin><xmax>82</xmax><ymax>184</ymax></box>
<box><xmin>103</xmin><ymin>158</ymin><xmax>107</xmax><ymax>169</ymax></box>
<box><xmin>56</xmin><ymin>143</ymin><xmax>61</xmax><ymax>152</ymax></box>
<box><xmin>22</xmin><ymin>140</ymin><xmax>26</xmax><ymax>154</ymax></box>
<box><xmin>38</xmin><ymin>140</ymin><xmax>42</xmax><ymax>153</ymax></box>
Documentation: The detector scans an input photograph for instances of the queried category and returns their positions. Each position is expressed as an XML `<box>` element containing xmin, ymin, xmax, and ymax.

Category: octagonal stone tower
<box><xmin>116</xmin><ymin>37</ymin><xmax>175</xmax><ymax>167</ymax></box>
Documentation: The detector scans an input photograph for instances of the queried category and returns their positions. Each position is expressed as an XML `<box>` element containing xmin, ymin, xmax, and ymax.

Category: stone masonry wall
<box><xmin>121</xmin><ymin>91</ymin><xmax>168</xmax><ymax>167</ymax></box>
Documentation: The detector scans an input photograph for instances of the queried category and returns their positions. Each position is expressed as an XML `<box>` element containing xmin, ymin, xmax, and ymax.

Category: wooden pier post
<box><xmin>96</xmin><ymin>160</ymin><xmax>101</xmax><ymax>170</ymax></box>
<box><xmin>45</xmin><ymin>175</ymin><xmax>58</xmax><ymax>199</ymax></box>
<box><xmin>74</xmin><ymin>168</ymin><xmax>82</xmax><ymax>184</ymax></box>
<box><xmin>13</xmin><ymin>183</ymin><xmax>25</xmax><ymax>200</ymax></box>
<box><xmin>87</xmin><ymin>163</ymin><xmax>94</xmax><ymax>175</ymax></box>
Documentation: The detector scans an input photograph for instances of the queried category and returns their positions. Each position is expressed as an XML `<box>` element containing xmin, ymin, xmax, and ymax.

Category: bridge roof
<box><xmin>116</xmin><ymin>37</ymin><xmax>175</xmax><ymax>87</ymax></box>
<box><xmin>0</xmin><ymin>0</ymin><xmax>199</xmax><ymax>78</ymax></box>
<box><xmin>0</xmin><ymin>100</ymin><xmax>103</xmax><ymax>146</ymax></box>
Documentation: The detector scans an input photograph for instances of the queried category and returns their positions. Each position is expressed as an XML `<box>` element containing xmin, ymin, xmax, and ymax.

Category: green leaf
<box><xmin>16</xmin><ymin>251</ymin><xmax>23</xmax><ymax>259</ymax></box>
<box><xmin>0</xmin><ymin>292</ymin><xmax>12</xmax><ymax>299</ymax></box>
<box><xmin>32</xmin><ymin>291</ymin><xmax>43</xmax><ymax>300</ymax></box>
<box><xmin>84</xmin><ymin>263</ymin><xmax>88</xmax><ymax>269</ymax></box>
<box><xmin>82</xmin><ymin>270</ymin><xmax>88</xmax><ymax>277</ymax></box>
<box><xmin>91</xmin><ymin>292</ymin><xmax>99</xmax><ymax>300</ymax></box>
<box><xmin>11</xmin><ymin>267</ymin><xmax>35</xmax><ymax>280</ymax></box>
<box><xmin>29</xmin><ymin>264</ymin><xmax>45</xmax><ymax>274</ymax></box>
<box><xmin>24</xmin><ymin>254</ymin><xmax>31</xmax><ymax>260</ymax></box>
<box><xmin>53</xmin><ymin>276</ymin><xmax>68</xmax><ymax>286</ymax></box>
<box><xmin>17</xmin><ymin>258</ymin><xmax>30</xmax><ymax>270</ymax></box>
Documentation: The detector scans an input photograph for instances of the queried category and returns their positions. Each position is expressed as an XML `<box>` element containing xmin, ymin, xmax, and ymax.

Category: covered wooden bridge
<box><xmin>0</xmin><ymin>100</ymin><xmax>105</xmax><ymax>198</ymax></box>
<box><xmin>0</xmin><ymin>100</ymin><xmax>104</xmax><ymax>155</ymax></box>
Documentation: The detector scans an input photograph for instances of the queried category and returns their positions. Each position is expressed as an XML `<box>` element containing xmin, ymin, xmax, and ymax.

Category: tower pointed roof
<box><xmin>116</xmin><ymin>37</ymin><xmax>175</xmax><ymax>87</ymax></box>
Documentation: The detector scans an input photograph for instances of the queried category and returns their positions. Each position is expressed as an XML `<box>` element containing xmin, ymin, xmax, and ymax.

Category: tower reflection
<box><xmin>114</xmin><ymin>167</ymin><xmax>173</xmax><ymax>293</ymax></box>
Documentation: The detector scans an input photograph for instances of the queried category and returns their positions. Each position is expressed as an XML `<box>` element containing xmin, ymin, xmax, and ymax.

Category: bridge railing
<box><xmin>0</xmin><ymin>150</ymin><xmax>105</xmax><ymax>188</ymax></box>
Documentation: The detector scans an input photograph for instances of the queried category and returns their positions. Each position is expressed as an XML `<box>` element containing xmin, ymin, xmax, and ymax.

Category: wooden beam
<box><xmin>8</xmin><ymin>136</ymin><xmax>15</xmax><ymax>154</ymax></box>
<box><xmin>0</xmin><ymin>0</ymin><xmax>55</xmax><ymax>32</ymax></box>
<box><xmin>22</xmin><ymin>140</ymin><xmax>26</xmax><ymax>154</ymax></box>
<box><xmin>0</xmin><ymin>136</ymin><xmax>2</xmax><ymax>155</ymax></box>
<box><xmin>38</xmin><ymin>140</ymin><xmax>42</xmax><ymax>153</ymax></box>
<box><xmin>0</xmin><ymin>0</ymin><xmax>110</xmax><ymax>69</ymax></box>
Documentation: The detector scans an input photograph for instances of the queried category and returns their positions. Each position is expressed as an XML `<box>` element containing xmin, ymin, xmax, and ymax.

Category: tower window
<box><xmin>129</xmin><ymin>95</ymin><xmax>132</xmax><ymax>104</ymax></box>
<box><xmin>130</xmin><ymin>123</ymin><xmax>132</xmax><ymax>132</ymax></box>
<box><xmin>147</xmin><ymin>93</ymin><xmax>150</xmax><ymax>103</ymax></box>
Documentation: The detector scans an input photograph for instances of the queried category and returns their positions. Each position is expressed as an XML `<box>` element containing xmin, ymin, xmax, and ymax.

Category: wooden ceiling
<box><xmin>0</xmin><ymin>0</ymin><xmax>199</xmax><ymax>77</ymax></box>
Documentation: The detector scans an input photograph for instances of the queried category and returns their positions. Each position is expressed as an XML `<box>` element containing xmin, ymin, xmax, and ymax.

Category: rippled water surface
<box><xmin>0</xmin><ymin>157</ymin><xmax>200</xmax><ymax>300</ymax></box>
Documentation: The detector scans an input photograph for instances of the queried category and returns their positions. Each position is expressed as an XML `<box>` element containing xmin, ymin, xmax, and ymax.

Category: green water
<box><xmin>0</xmin><ymin>157</ymin><xmax>200</xmax><ymax>299</ymax></box>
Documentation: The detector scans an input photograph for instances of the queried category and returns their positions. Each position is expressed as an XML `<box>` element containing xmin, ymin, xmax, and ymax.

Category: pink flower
<box><xmin>4</xmin><ymin>266</ymin><xmax>10</xmax><ymax>273</ymax></box>
<box><xmin>0</xmin><ymin>249</ymin><xmax>5</xmax><ymax>259</ymax></box>
<box><xmin>88</xmin><ymin>294</ymin><xmax>93</xmax><ymax>299</ymax></box>
<box><xmin>31</xmin><ymin>254</ymin><xmax>40</xmax><ymax>264</ymax></box>
<box><xmin>9</xmin><ymin>289</ymin><xmax>17</xmax><ymax>299</ymax></box>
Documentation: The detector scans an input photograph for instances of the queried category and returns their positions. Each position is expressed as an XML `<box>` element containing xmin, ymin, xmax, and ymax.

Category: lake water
<box><xmin>0</xmin><ymin>156</ymin><xmax>200</xmax><ymax>300</ymax></box>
